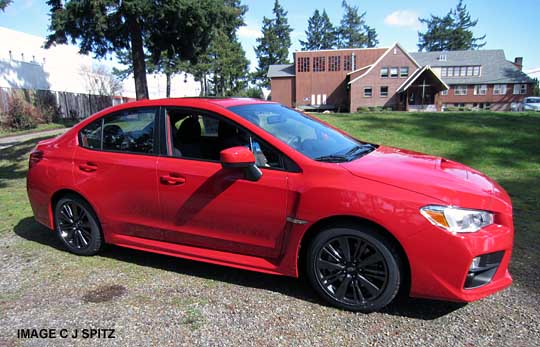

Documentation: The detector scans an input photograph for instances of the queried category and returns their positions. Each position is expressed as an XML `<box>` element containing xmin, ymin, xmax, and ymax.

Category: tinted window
<box><xmin>167</xmin><ymin>109</ymin><xmax>285</xmax><ymax>169</ymax></box>
<box><xmin>102</xmin><ymin>109</ymin><xmax>156</xmax><ymax>154</ymax></box>
<box><xmin>228</xmin><ymin>104</ymin><xmax>371</xmax><ymax>161</ymax></box>
<box><xmin>79</xmin><ymin>119</ymin><xmax>102</xmax><ymax>149</ymax></box>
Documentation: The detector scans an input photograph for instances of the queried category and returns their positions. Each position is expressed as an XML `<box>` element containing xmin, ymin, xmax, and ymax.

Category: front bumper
<box><xmin>403</xmin><ymin>221</ymin><xmax>513</xmax><ymax>302</ymax></box>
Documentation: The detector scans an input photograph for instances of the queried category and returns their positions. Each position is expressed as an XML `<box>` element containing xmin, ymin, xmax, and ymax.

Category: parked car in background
<box><xmin>27</xmin><ymin>98</ymin><xmax>514</xmax><ymax>312</ymax></box>
<box><xmin>521</xmin><ymin>96</ymin><xmax>540</xmax><ymax>111</ymax></box>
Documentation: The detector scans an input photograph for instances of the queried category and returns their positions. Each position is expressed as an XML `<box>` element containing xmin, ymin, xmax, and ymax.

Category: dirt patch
<box><xmin>82</xmin><ymin>284</ymin><xmax>126</xmax><ymax>303</ymax></box>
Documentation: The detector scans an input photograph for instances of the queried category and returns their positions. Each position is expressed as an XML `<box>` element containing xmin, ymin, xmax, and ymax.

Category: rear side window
<box><xmin>79</xmin><ymin>108</ymin><xmax>157</xmax><ymax>154</ymax></box>
<box><xmin>79</xmin><ymin>119</ymin><xmax>102</xmax><ymax>150</ymax></box>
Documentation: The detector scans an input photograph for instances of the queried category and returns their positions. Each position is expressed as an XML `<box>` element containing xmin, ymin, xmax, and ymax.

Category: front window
<box><xmin>380</xmin><ymin>86</ymin><xmax>388</xmax><ymax>97</ymax></box>
<box><xmin>228</xmin><ymin>103</ymin><xmax>376</xmax><ymax>162</ymax></box>
<box><xmin>454</xmin><ymin>85</ymin><xmax>468</xmax><ymax>96</ymax></box>
<box><xmin>400</xmin><ymin>67</ymin><xmax>409</xmax><ymax>78</ymax></box>
<box><xmin>313</xmin><ymin>56</ymin><xmax>326</xmax><ymax>72</ymax></box>
<box><xmin>380</xmin><ymin>67</ymin><xmax>388</xmax><ymax>78</ymax></box>
<box><xmin>329</xmin><ymin>56</ymin><xmax>341</xmax><ymax>71</ymax></box>
<box><xmin>525</xmin><ymin>97</ymin><xmax>540</xmax><ymax>103</ymax></box>
<box><xmin>390</xmin><ymin>67</ymin><xmax>398</xmax><ymax>78</ymax></box>
<box><xmin>513</xmin><ymin>84</ymin><xmax>527</xmax><ymax>95</ymax></box>
<box><xmin>297</xmin><ymin>57</ymin><xmax>310</xmax><ymax>72</ymax></box>
<box><xmin>474</xmin><ymin>84</ymin><xmax>487</xmax><ymax>95</ymax></box>
<box><xmin>363</xmin><ymin>87</ymin><xmax>373</xmax><ymax>97</ymax></box>
<box><xmin>493</xmin><ymin>84</ymin><xmax>507</xmax><ymax>95</ymax></box>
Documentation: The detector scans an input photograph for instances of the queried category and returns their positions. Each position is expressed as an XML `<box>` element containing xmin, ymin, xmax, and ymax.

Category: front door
<box><xmin>157</xmin><ymin>109</ymin><xmax>290</xmax><ymax>259</ymax></box>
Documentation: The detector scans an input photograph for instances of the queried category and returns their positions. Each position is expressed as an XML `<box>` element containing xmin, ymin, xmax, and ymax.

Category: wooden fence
<box><xmin>0</xmin><ymin>87</ymin><xmax>112</xmax><ymax>120</ymax></box>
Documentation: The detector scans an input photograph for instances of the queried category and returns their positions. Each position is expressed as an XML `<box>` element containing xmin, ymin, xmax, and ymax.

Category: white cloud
<box><xmin>384</xmin><ymin>10</ymin><xmax>421</xmax><ymax>30</ymax></box>
<box><xmin>238</xmin><ymin>26</ymin><xmax>261</xmax><ymax>39</ymax></box>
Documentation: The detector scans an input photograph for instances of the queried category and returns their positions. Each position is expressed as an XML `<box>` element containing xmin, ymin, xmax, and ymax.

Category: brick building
<box><xmin>268</xmin><ymin>43</ymin><xmax>534</xmax><ymax>112</ymax></box>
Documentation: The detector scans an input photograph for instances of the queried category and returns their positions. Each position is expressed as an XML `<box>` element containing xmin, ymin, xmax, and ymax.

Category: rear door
<box><xmin>74</xmin><ymin>107</ymin><xmax>162</xmax><ymax>241</ymax></box>
<box><xmin>156</xmin><ymin>108</ymin><xmax>291</xmax><ymax>259</ymax></box>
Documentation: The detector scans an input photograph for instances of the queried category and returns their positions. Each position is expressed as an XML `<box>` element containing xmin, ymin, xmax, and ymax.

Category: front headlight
<box><xmin>420</xmin><ymin>205</ymin><xmax>494</xmax><ymax>233</ymax></box>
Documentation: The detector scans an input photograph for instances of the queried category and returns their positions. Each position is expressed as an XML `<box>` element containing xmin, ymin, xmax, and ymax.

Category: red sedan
<box><xmin>27</xmin><ymin>98</ymin><xmax>513</xmax><ymax>312</ymax></box>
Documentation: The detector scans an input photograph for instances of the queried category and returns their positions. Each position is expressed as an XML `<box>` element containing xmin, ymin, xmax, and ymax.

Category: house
<box><xmin>267</xmin><ymin>43</ymin><xmax>534</xmax><ymax>112</ymax></box>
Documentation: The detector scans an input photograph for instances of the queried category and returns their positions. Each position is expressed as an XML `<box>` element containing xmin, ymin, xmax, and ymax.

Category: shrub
<box><xmin>356</xmin><ymin>106</ymin><xmax>370</xmax><ymax>112</ymax></box>
<box><xmin>2</xmin><ymin>94</ymin><xmax>40</xmax><ymax>130</ymax></box>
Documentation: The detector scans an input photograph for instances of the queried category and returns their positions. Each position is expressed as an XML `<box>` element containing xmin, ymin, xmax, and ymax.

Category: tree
<box><xmin>533</xmin><ymin>78</ymin><xmax>540</xmax><ymax>97</ymax></box>
<box><xmin>418</xmin><ymin>0</ymin><xmax>486</xmax><ymax>51</ymax></box>
<box><xmin>300</xmin><ymin>9</ymin><xmax>337</xmax><ymax>51</ymax></box>
<box><xmin>253</xmin><ymin>0</ymin><xmax>292</xmax><ymax>88</ymax></box>
<box><xmin>81</xmin><ymin>65</ymin><xmax>123</xmax><ymax>97</ymax></box>
<box><xmin>45</xmin><ymin>1</ymin><xmax>224</xmax><ymax>100</ymax></box>
<box><xmin>0</xmin><ymin>0</ymin><xmax>11</xmax><ymax>11</ymax></box>
<box><xmin>338</xmin><ymin>0</ymin><xmax>377</xmax><ymax>48</ymax></box>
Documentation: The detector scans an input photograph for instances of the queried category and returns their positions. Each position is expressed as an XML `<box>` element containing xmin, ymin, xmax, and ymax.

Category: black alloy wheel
<box><xmin>307</xmin><ymin>226</ymin><xmax>402</xmax><ymax>312</ymax></box>
<box><xmin>54</xmin><ymin>195</ymin><xmax>103</xmax><ymax>256</ymax></box>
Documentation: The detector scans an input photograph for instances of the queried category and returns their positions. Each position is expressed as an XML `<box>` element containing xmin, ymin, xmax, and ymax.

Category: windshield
<box><xmin>228</xmin><ymin>103</ymin><xmax>376</xmax><ymax>162</ymax></box>
<box><xmin>525</xmin><ymin>97</ymin><xmax>540</xmax><ymax>104</ymax></box>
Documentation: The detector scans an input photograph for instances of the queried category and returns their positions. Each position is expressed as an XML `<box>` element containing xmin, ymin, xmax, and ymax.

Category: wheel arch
<box><xmin>50</xmin><ymin>189</ymin><xmax>100</xmax><ymax>230</ymax></box>
<box><xmin>297</xmin><ymin>215</ymin><xmax>411</xmax><ymax>295</ymax></box>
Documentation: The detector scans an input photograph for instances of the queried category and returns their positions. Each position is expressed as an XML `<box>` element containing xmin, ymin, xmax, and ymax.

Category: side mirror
<box><xmin>220</xmin><ymin>146</ymin><xmax>262</xmax><ymax>182</ymax></box>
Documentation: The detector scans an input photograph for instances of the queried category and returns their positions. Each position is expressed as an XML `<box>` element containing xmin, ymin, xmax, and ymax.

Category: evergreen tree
<box><xmin>338</xmin><ymin>0</ymin><xmax>371</xmax><ymax>48</ymax></box>
<box><xmin>0</xmin><ymin>0</ymin><xmax>12</xmax><ymax>11</ymax></box>
<box><xmin>45</xmin><ymin>0</ymin><xmax>226</xmax><ymax>100</ymax></box>
<box><xmin>418</xmin><ymin>0</ymin><xmax>486</xmax><ymax>51</ymax></box>
<box><xmin>300</xmin><ymin>9</ymin><xmax>337</xmax><ymax>51</ymax></box>
<box><xmin>253</xmin><ymin>0</ymin><xmax>292</xmax><ymax>88</ymax></box>
<box><xmin>364</xmin><ymin>25</ymin><xmax>379</xmax><ymax>48</ymax></box>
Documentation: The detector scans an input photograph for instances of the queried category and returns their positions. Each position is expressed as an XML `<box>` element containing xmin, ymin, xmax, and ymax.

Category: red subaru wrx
<box><xmin>27</xmin><ymin>98</ymin><xmax>513</xmax><ymax>312</ymax></box>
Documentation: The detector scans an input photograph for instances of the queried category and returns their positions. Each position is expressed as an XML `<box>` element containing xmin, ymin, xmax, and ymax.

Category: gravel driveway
<box><xmin>1</xmin><ymin>218</ymin><xmax>539</xmax><ymax>347</ymax></box>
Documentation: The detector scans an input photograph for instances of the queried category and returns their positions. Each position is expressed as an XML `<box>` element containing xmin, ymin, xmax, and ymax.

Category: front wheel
<box><xmin>54</xmin><ymin>195</ymin><xmax>103</xmax><ymax>256</ymax></box>
<box><xmin>306</xmin><ymin>226</ymin><xmax>402</xmax><ymax>312</ymax></box>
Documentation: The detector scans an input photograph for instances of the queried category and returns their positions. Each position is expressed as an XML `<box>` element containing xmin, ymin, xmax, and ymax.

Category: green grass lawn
<box><xmin>0</xmin><ymin>122</ymin><xmax>66</xmax><ymax>138</ymax></box>
<box><xmin>1</xmin><ymin>111</ymin><xmax>539</xmax><ymax>290</ymax></box>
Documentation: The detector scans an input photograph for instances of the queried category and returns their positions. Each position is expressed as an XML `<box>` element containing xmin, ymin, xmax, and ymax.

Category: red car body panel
<box><xmin>26</xmin><ymin>98</ymin><xmax>513</xmax><ymax>303</ymax></box>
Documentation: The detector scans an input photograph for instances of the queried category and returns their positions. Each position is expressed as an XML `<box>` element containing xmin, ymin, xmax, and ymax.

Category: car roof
<box><xmin>112</xmin><ymin>97</ymin><xmax>274</xmax><ymax>110</ymax></box>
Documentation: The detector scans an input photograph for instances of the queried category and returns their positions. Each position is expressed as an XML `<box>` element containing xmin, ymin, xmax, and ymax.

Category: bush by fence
<box><xmin>0</xmin><ymin>87</ymin><xmax>112</xmax><ymax>130</ymax></box>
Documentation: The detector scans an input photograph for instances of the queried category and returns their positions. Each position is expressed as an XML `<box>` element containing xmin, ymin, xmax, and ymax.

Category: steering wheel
<box><xmin>286</xmin><ymin>135</ymin><xmax>302</xmax><ymax>148</ymax></box>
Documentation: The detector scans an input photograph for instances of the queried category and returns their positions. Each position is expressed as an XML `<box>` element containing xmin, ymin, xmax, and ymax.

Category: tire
<box><xmin>54</xmin><ymin>194</ymin><xmax>103</xmax><ymax>256</ymax></box>
<box><xmin>306</xmin><ymin>225</ymin><xmax>402</xmax><ymax>312</ymax></box>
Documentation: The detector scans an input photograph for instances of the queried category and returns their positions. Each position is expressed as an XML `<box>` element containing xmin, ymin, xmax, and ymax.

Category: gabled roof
<box><xmin>396</xmin><ymin>65</ymin><xmax>449</xmax><ymax>93</ymax></box>
<box><xmin>411</xmin><ymin>50</ymin><xmax>534</xmax><ymax>84</ymax></box>
<box><xmin>348</xmin><ymin>42</ymin><xmax>421</xmax><ymax>85</ymax></box>
<box><xmin>267</xmin><ymin>64</ymin><xmax>295</xmax><ymax>78</ymax></box>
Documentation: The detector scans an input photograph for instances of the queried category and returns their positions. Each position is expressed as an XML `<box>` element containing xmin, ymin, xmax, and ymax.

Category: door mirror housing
<box><xmin>220</xmin><ymin>146</ymin><xmax>262</xmax><ymax>182</ymax></box>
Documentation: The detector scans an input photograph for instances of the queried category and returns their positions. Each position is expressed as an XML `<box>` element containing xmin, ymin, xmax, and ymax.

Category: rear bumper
<box><xmin>405</xmin><ymin>222</ymin><xmax>513</xmax><ymax>302</ymax></box>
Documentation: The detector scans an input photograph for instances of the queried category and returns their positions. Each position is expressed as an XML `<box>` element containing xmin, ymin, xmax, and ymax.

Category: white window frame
<box><xmin>400</xmin><ymin>67</ymin><xmax>409</xmax><ymax>78</ymax></box>
<box><xmin>513</xmin><ymin>84</ymin><xmax>527</xmax><ymax>95</ymax></box>
<box><xmin>454</xmin><ymin>85</ymin><xmax>468</xmax><ymax>96</ymax></box>
<box><xmin>441</xmin><ymin>89</ymin><xmax>449</xmax><ymax>96</ymax></box>
<box><xmin>380</xmin><ymin>67</ymin><xmax>389</xmax><ymax>78</ymax></box>
<box><xmin>390</xmin><ymin>67</ymin><xmax>398</xmax><ymax>78</ymax></box>
<box><xmin>474</xmin><ymin>84</ymin><xmax>487</xmax><ymax>95</ymax></box>
<box><xmin>363</xmin><ymin>87</ymin><xmax>373</xmax><ymax>97</ymax></box>
<box><xmin>380</xmin><ymin>86</ymin><xmax>388</xmax><ymax>97</ymax></box>
<box><xmin>493</xmin><ymin>84</ymin><xmax>507</xmax><ymax>95</ymax></box>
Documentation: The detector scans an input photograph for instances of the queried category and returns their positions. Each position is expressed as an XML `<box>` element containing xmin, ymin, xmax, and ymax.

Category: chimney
<box><xmin>514</xmin><ymin>57</ymin><xmax>523</xmax><ymax>71</ymax></box>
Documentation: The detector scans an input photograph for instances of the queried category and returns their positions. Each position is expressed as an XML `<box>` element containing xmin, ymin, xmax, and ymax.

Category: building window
<box><xmin>474</xmin><ymin>84</ymin><xmax>487</xmax><ymax>95</ymax></box>
<box><xmin>380</xmin><ymin>86</ymin><xmax>388</xmax><ymax>97</ymax></box>
<box><xmin>390</xmin><ymin>67</ymin><xmax>398</xmax><ymax>78</ymax></box>
<box><xmin>441</xmin><ymin>66</ymin><xmax>481</xmax><ymax>77</ymax></box>
<box><xmin>329</xmin><ymin>55</ymin><xmax>341</xmax><ymax>71</ymax></box>
<box><xmin>438</xmin><ymin>54</ymin><xmax>447</xmax><ymax>61</ymax></box>
<box><xmin>380</xmin><ymin>67</ymin><xmax>389</xmax><ymax>78</ymax></box>
<box><xmin>297</xmin><ymin>57</ymin><xmax>310</xmax><ymax>72</ymax></box>
<box><xmin>400</xmin><ymin>67</ymin><xmax>409</xmax><ymax>78</ymax></box>
<box><xmin>313</xmin><ymin>56</ymin><xmax>326</xmax><ymax>72</ymax></box>
<box><xmin>343</xmin><ymin>54</ymin><xmax>356</xmax><ymax>71</ymax></box>
<box><xmin>363</xmin><ymin>87</ymin><xmax>372</xmax><ymax>97</ymax></box>
<box><xmin>454</xmin><ymin>85</ymin><xmax>468</xmax><ymax>96</ymax></box>
<box><xmin>493</xmin><ymin>84</ymin><xmax>507</xmax><ymax>95</ymax></box>
<box><xmin>441</xmin><ymin>89</ymin><xmax>448</xmax><ymax>96</ymax></box>
<box><xmin>513</xmin><ymin>84</ymin><xmax>527</xmax><ymax>95</ymax></box>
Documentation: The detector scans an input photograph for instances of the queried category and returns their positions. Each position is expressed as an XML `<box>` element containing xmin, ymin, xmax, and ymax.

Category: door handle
<box><xmin>79</xmin><ymin>162</ymin><xmax>97</xmax><ymax>172</ymax></box>
<box><xmin>160</xmin><ymin>173</ymin><xmax>186</xmax><ymax>185</ymax></box>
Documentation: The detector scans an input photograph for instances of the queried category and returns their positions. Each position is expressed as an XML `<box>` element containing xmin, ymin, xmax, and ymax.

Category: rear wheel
<box><xmin>306</xmin><ymin>225</ymin><xmax>402</xmax><ymax>312</ymax></box>
<box><xmin>54</xmin><ymin>195</ymin><xmax>102</xmax><ymax>256</ymax></box>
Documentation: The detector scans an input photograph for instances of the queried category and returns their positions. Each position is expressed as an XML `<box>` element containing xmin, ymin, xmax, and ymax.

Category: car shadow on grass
<box><xmin>14</xmin><ymin>216</ymin><xmax>466</xmax><ymax>320</ymax></box>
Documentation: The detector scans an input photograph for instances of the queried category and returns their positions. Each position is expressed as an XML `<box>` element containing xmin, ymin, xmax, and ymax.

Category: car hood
<box><xmin>340</xmin><ymin>146</ymin><xmax>510</xmax><ymax>211</ymax></box>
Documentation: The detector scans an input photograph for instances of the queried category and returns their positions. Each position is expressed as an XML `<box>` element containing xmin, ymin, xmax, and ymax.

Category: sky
<box><xmin>1</xmin><ymin>0</ymin><xmax>539</xmax><ymax>74</ymax></box>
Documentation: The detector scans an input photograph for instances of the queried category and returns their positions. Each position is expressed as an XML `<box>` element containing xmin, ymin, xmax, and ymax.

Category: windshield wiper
<box><xmin>314</xmin><ymin>154</ymin><xmax>350</xmax><ymax>163</ymax></box>
<box><xmin>344</xmin><ymin>144</ymin><xmax>376</xmax><ymax>157</ymax></box>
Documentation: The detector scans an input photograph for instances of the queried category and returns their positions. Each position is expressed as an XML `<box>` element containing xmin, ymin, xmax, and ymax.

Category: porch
<box><xmin>396</xmin><ymin>66</ymin><xmax>449</xmax><ymax>112</ymax></box>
